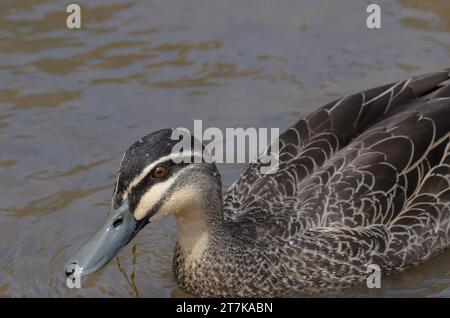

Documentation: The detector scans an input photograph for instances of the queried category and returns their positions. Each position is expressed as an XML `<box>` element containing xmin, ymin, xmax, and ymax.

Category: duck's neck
<box><xmin>173</xmin><ymin>179</ymin><xmax>224</xmax><ymax>264</ymax></box>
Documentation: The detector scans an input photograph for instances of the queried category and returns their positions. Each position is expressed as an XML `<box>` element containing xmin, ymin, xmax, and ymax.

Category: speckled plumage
<box><xmin>172</xmin><ymin>70</ymin><xmax>450</xmax><ymax>297</ymax></box>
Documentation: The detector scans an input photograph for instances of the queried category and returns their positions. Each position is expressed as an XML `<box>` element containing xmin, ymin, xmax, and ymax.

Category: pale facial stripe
<box><xmin>133</xmin><ymin>169</ymin><xmax>185</xmax><ymax>221</ymax></box>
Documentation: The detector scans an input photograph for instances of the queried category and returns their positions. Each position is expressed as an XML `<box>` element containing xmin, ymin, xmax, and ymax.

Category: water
<box><xmin>0</xmin><ymin>0</ymin><xmax>450</xmax><ymax>297</ymax></box>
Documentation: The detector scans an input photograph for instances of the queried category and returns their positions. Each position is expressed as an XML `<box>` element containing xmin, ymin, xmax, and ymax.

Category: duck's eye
<box><xmin>152</xmin><ymin>166</ymin><xmax>167</xmax><ymax>179</ymax></box>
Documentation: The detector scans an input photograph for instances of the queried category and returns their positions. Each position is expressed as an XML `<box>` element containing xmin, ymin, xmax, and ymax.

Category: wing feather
<box><xmin>223</xmin><ymin>71</ymin><xmax>450</xmax><ymax>266</ymax></box>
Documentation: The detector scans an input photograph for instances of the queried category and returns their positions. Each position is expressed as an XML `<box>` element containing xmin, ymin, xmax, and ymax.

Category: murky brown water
<box><xmin>0</xmin><ymin>0</ymin><xmax>450</xmax><ymax>297</ymax></box>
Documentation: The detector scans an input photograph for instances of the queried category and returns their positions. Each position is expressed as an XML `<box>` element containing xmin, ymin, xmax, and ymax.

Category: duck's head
<box><xmin>66</xmin><ymin>128</ymin><xmax>221</xmax><ymax>278</ymax></box>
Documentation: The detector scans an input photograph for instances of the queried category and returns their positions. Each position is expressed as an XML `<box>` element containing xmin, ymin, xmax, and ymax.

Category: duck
<box><xmin>67</xmin><ymin>70</ymin><xmax>450</xmax><ymax>297</ymax></box>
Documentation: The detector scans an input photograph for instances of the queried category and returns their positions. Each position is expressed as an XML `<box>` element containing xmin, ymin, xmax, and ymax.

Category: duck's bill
<box><xmin>65</xmin><ymin>202</ymin><xmax>148</xmax><ymax>278</ymax></box>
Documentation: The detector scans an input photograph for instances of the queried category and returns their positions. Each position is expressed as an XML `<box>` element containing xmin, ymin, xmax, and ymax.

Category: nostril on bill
<box><xmin>113</xmin><ymin>215</ymin><xmax>124</xmax><ymax>228</ymax></box>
